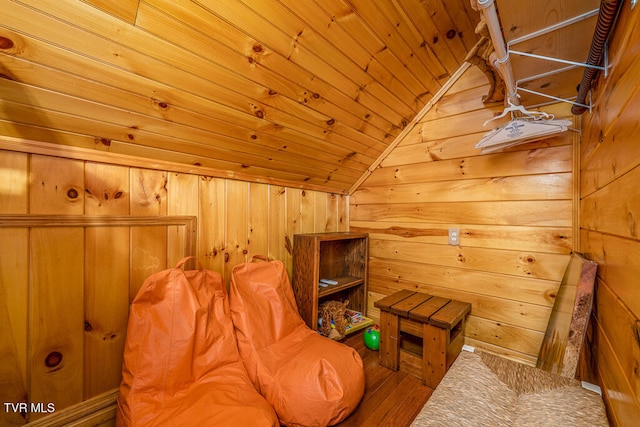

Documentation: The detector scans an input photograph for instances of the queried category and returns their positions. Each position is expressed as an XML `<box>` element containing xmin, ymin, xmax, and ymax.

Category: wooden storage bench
<box><xmin>374</xmin><ymin>290</ymin><xmax>471</xmax><ymax>388</ymax></box>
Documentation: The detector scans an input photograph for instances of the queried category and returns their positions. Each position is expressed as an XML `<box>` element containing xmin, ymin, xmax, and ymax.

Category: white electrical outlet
<box><xmin>448</xmin><ymin>227</ymin><xmax>460</xmax><ymax>246</ymax></box>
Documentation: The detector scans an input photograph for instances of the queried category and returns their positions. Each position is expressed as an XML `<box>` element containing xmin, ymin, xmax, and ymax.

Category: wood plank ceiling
<box><xmin>0</xmin><ymin>1</ymin><xmax>600</xmax><ymax>193</ymax></box>
<box><xmin>0</xmin><ymin>0</ymin><xmax>481</xmax><ymax>193</ymax></box>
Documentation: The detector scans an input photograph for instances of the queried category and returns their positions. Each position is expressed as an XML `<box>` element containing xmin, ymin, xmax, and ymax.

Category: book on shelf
<box><xmin>344</xmin><ymin>309</ymin><xmax>374</xmax><ymax>334</ymax></box>
<box><xmin>317</xmin><ymin>307</ymin><xmax>374</xmax><ymax>335</ymax></box>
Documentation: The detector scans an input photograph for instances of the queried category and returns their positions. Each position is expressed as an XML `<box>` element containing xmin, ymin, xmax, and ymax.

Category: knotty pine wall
<box><xmin>579</xmin><ymin>1</ymin><xmax>640</xmax><ymax>424</ymax></box>
<box><xmin>351</xmin><ymin>66</ymin><xmax>576</xmax><ymax>364</ymax></box>
<box><xmin>0</xmin><ymin>144</ymin><xmax>347</xmax><ymax>424</ymax></box>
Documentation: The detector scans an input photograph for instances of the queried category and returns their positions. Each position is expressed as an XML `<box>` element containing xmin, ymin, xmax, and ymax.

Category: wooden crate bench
<box><xmin>374</xmin><ymin>290</ymin><xmax>471</xmax><ymax>388</ymax></box>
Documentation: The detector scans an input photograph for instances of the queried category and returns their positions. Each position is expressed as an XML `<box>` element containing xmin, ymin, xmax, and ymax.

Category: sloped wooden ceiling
<box><xmin>0</xmin><ymin>0</ymin><xmax>480</xmax><ymax>193</ymax></box>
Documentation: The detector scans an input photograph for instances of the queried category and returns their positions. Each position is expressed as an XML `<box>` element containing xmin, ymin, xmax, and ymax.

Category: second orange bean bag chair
<box><xmin>229</xmin><ymin>256</ymin><xmax>365</xmax><ymax>427</ymax></box>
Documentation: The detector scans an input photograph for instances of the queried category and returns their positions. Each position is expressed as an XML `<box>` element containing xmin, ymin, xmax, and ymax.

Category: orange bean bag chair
<box><xmin>116</xmin><ymin>257</ymin><xmax>278</xmax><ymax>427</ymax></box>
<box><xmin>229</xmin><ymin>256</ymin><xmax>365</xmax><ymax>427</ymax></box>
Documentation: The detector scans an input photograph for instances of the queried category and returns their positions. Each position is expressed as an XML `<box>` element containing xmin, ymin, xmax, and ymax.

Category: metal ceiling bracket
<box><xmin>507</xmin><ymin>9</ymin><xmax>600</xmax><ymax>47</ymax></box>
<box><xmin>508</xmin><ymin>50</ymin><xmax>607</xmax><ymax>72</ymax></box>
<box><xmin>515</xmin><ymin>87</ymin><xmax>592</xmax><ymax>112</ymax></box>
<box><xmin>516</xmin><ymin>65</ymin><xmax>580</xmax><ymax>84</ymax></box>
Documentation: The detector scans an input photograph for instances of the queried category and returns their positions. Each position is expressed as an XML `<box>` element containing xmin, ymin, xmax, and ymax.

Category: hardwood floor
<box><xmin>336</xmin><ymin>331</ymin><xmax>434</xmax><ymax>427</ymax></box>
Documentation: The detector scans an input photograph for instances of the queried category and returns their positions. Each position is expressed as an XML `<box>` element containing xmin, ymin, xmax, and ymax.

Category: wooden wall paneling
<box><xmin>578</xmin><ymin>3</ymin><xmax>640</xmax><ymax>423</ymax></box>
<box><xmin>84</xmin><ymin>163</ymin><xmax>130</xmax><ymax>214</ymax></box>
<box><xmin>1</xmin><ymin>214</ymin><xmax>196</xmax><ymax>424</ymax></box>
<box><xmin>324</xmin><ymin>192</ymin><xmax>339</xmax><ymax>232</ymax></box>
<box><xmin>130</xmin><ymin>169</ymin><xmax>168</xmax><ymax>299</ymax></box>
<box><xmin>268</xmin><ymin>186</ymin><xmax>287</xmax><ymax>262</ymax></box>
<box><xmin>463</xmin><ymin>336</ymin><xmax>538</xmax><ymax>366</ymax></box>
<box><xmin>594</xmin><ymin>313</ymin><xmax>640</xmax><ymax>425</ymax></box>
<box><xmin>23</xmin><ymin>389</ymin><xmax>118</xmax><ymax>427</ymax></box>
<box><xmin>337</xmin><ymin>194</ymin><xmax>349</xmax><ymax>231</ymax></box>
<box><xmin>368</xmin><ymin>275</ymin><xmax>553</xmax><ymax>332</ymax></box>
<box><xmin>127</xmin><ymin>212</ymin><xmax>167</xmax><ymax>279</ymax></box>
<box><xmin>199</xmin><ymin>176</ymin><xmax>227</xmax><ymax>274</ymax></box>
<box><xmin>427</xmin><ymin>96</ymin><xmax>573</xmax><ymax>130</ymax></box>
<box><xmin>363</xmin><ymin>144</ymin><xmax>572</xmax><ymax>187</ymax></box>
<box><xmin>465</xmin><ymin>315</ymin><xmax>545</xmax><ymax>358</ymax></box>
<box><xmin>351</xmin><ymin>222</ymin><xmax>572</xmax><ymax>254</ymax></box>
<box><xmin>426</xmin><ymin>86</ymin><xmax>494</xmax><ymax>122</ymax></box>
<box><xmin>382</xmin><ymin>130</ymin><xmax>571</xmax><ymax>168</ymax></box>
<box><xmin>28</xmin><ymin>156</ymin><xmax>84</xmax><ymax>418</ymax></box>
<box><xmin>350</xmin><ymin>66</ymin><xmax>573</xmax><ymax>360</ymax></box>
<box><xmin>83</xmin><ymin>225</ymin><xmax>129</xmax><ymax>399</ymax></box>
<box><xmin>285</xmin><ymin>189</ymin><xmax>302</xmax><ymax>273</ymax></box>
<box><xmin>351</xmin><ymin>173</ymin><xmax>572</xmax><ymax>204</ymax></box>
<box><xmin>369</xmin><ymin>258</ymin><xmax>559</xmax><ymax>308</ymax></box>
<box><xmin>367</xmin><ymin>290</ymin><xmax>384</xmax><ymax>323</ymax></box>
<box><xmin>351</xmin><ymin>200</ymin><xmax>572</xmax><ymax>227</ymax></box>
<box><xmin>29</xmin><ymin>226</ymin><xmax>85</xmax><ymax>421</ymax></box>
<box><xmin>369</xmin><ymin>239</ymin><xmax>569</xmax><ymax>280</ymax></box>
<box><xmin>0</xmin><ymin>153</ymin><xmax>28</xmax><ymax>426</ymax></box>
<box><xmin>167</xmin><ymin>172</ymin><xmax>199</xmax><ymax>268</ymax></box>
<box><xmin>30</xmin><ymin>155</ymin><xmax>84</xmax><ymax>214</ymax></box>
<box><xmin>248</xmin><ymin>182</ymin><xmax>269</xmax><ymax>257</ymax></box>
<box><xmin>0</xmin><ymin>150</ymin><xmax>28</xmax><ymax>212</ymax></box>
<box><xmin>129</xmin><ymin>166</ymin><xmax>169</xmax><ymax>215</ymax></box>
<box><xmin>299</xmin><ymin>190</ymin><xmax>316</xmax><ymax>233</ymax></box>
<box><xmin>83</xmin><ymin>163</ymin><xmax>130</xmax><ymax>399</ymax></box>
<box><xmin>581</xmin><ymin>166</ymin><xmax>640</xmax><ymax>241</ymax></box>
<box><xmin>581</xmin><ymin>230</ymin><xmax>640</xmax><ymax>334</ymax></box>
<box><xmin>594</xmin><ymin>279</ymin><xmax>640</xmax><ymax>409</ymax></box>
<box><xmin>581</xmin><ymin>86</ymin><xmax>640</xmax><ymax>197</ymax></box>
<box><xmin>313</xmin><ymin>191</ymin><xmax>328</xmax><ymax>233</ymax></box>
<box><xmin>0</xmin><ymin>147</ymin><xmax>346</xmax><ymax>423</ymax></box>
<box><xmin>600</xmin><ymin>43</ymin><xmax>640</xmax><ymax>136</ymax></box>
<box><xmin>0</xmin><ymin>235</ymin><xmax>28</xmax><ymax>426</ymax></box>
<box><xmin>224</xmin><ymin>180</ymin><xmax>249</xmax><ymax>281</ymax></box>
<box><xmin>0</xmin><ymin>131</ymin><xmax>347</xmax><ymax>197</ymax></box>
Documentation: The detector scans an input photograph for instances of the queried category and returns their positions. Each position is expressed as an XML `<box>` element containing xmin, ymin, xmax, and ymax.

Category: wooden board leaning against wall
<box><xmin>351</xmin><ymin>66</ymin><xmax>577</xmax><ymax>365</ymax></box>
<box><xmin>0</xmin><ymin>144</ymin><xmax>348</xmax><ymax>424</ymax></box>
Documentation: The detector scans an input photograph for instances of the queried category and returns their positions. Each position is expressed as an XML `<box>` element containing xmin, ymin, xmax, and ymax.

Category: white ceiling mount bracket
<box><xmin>506</xmin><ymin>9</ymin><xmax>600</xmax><ymax>47</ymax></box>
<box><xmin>509</xmin><ymin>50</ymin><xmax>606</xmax><ymax>72</ymax></box>
<box><xmin>516</xmin><ymin>87</ymin><xmax>592</xmax><ymax>112</ymax></box>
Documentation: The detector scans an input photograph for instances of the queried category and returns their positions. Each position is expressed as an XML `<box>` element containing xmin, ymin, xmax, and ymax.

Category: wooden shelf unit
<box><xmin>292</xmin><ymin>232</ymin><xmax>369</xmax><ymax>331</ymax></box>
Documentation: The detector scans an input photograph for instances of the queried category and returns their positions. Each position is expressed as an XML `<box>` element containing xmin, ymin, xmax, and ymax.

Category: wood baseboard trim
<box><xmin>26</xmin><ymin>389</ymin><xmax>118</xmax><ymax>426</ymax></box>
